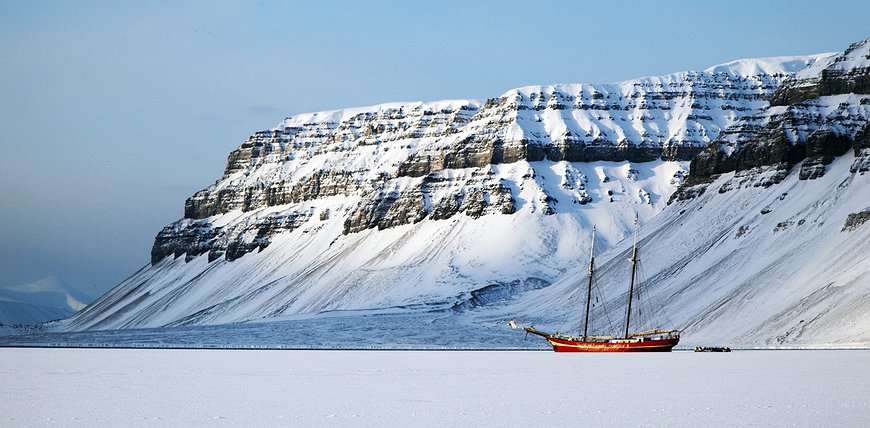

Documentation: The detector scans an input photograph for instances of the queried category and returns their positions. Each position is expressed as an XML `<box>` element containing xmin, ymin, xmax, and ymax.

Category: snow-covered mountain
<box><xmin>52</xmin><ymin>38</ymin><xmax>870</xmax><ymax>347</ymax></box>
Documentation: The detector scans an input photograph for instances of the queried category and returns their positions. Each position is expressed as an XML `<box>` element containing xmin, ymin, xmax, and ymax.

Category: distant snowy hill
<box><xmin>0</xmin><ymin>277</ymin><xmax>92</xmax><ymax>325</ymax></box>
<box><xmin>49</xmin><ymin>38</ymin><xmax>870</xmax><ymax>347</ymax></box>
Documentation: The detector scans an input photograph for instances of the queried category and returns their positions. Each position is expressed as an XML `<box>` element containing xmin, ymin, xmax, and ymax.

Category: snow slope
<box><xmin>508</xmin><ymin>152</ymin><xmax>870</xmax><ymax>347</ymax></box>
<box><xmin>61</xmin><ymin>160</ymin><xmax>687</xmax><ymax>330</ymax></box>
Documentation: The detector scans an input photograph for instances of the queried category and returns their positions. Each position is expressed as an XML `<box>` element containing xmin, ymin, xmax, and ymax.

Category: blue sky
<box><xmin>1</xmin><ymin>0</ymin><xmax>868</xmax><ymax>297</ymax></box>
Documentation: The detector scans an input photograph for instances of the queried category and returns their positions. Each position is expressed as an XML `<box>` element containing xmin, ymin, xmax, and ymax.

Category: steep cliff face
<box><xmin>153</xmin><ymin>55</ymin><xmax>826</xmax><ymax>266</ymax></box>
<box><xmin>687</xmin><ymin>38</ymin><xmax>870</xmax><ymax>188</ymax></box>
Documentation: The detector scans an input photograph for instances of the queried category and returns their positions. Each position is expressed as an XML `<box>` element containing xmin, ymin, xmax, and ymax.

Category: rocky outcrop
<box><xmin>151</xmin><ymin>210</ymin><xmax>312</xmax><ymax>264</ymax></box>
<box><xmin>689</xmin><ymin>100</ymin><xmax>869</xmax><ymax>183</ymax></box>
<box><xmin>343</xmin><ymin>175</ymin><xmax>515</xmax><ymax>234</ymax></box>
<box><xmin>771</xmin><ymin>39</ymin><xmax>870</xmax><ymax>106</ymax></box>
<box><xmin>397</xmin><ymin>137</ymin><xmax>683</xmax><ymax>178</ymax></box>
<box><xmin>799</xmin><ymin>130</ymin><xmax>853</xmax><ymax>180</ymax></box>
<box><xmin>850</xmin><ymin>121</ymin><xmax>870</xmax><ymax>173</ymax></box>
<box><xmin>151</xmin><ymin>221</ymin><xmax>219</xmax><ymax>263</ymax></box>
<box><xmin>690</xmin><ymin>126</ymin><xmax>800</xmax><ymax>182</ymax></box>
<box><xmin>185</xmin><ymin>169</ymin><xmax>373</xmax><ymax>220</ymax></box>
<box><xmin>842</xmin><ymin>210</ymin><xmax>870</xmax><ymax>231</ymax></box>
<box><xmin>343</xmin><ymin>189</ymin><xmax>428</xmax><ymax>234</ymax></box>
<box><xmin>685</xmin><ymin>38</ymin><xmax>870</xmax><ymax>190</ymax></box>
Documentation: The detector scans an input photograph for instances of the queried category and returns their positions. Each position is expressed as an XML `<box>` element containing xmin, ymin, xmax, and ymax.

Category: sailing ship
<box><xmin>523</xmin><ymin>218</ymin><xmax>681</xmax><ymax>352</ymax></box>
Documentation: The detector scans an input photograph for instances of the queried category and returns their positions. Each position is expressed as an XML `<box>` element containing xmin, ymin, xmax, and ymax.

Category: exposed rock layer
<box><xmin>154</xmin><ymin>55</ymin><xmax>831</xmax><ymax>264</ymax></box>
<box><xmin>682</xmin><ymin>38</ymin><xmax>870</xmax><ymax>195</ymax></box>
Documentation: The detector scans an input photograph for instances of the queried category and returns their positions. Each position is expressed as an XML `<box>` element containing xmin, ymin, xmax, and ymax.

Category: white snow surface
<box><xmin>2</xmin><ymin>348</ymin><xmax>869</xmax><ymax>427</ymax></box>
<box><xmin>704</xmin><ymin>53</ymin><xmax>836</xmax><ymax>77</ymax></box>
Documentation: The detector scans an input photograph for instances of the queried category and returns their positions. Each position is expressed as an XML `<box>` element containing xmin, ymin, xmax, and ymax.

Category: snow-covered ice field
<box><xmin>2</xmin><ymin>348</ymin><xmax>869</xmax><ymax>427</ymax></box>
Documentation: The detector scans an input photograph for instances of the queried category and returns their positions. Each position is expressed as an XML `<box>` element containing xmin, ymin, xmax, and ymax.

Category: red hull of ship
<box><xmin>547</xmin><ymin>336</ymin><xmax>679</xmax><ymax>352</ymax></box>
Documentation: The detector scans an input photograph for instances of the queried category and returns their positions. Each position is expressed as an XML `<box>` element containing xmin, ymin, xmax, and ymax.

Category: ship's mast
<box><xmin>624</xmin><ymin>215</ymin><xmax>639</xmax><ymax>339</ymax></box>
<box><xmin>582</xmin><ymin>226</ymin><xmax>596</xmax><ymax>339</ymax></box>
